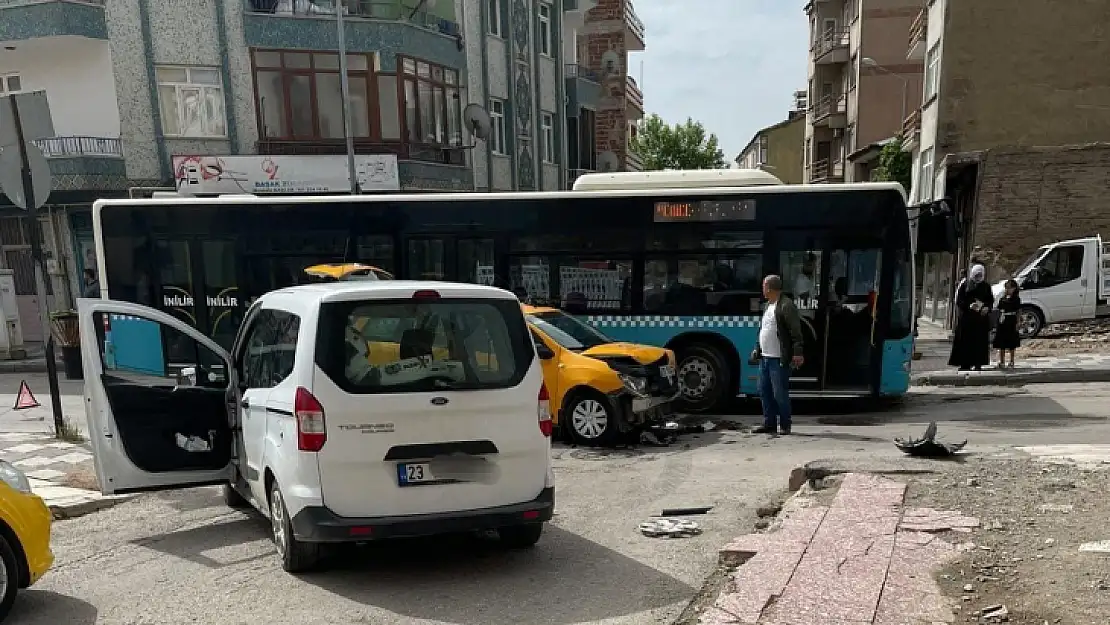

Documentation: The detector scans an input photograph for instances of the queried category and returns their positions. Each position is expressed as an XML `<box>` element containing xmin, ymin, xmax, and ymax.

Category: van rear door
<box><xmin>309</xmin><ymin>288</ymin><xmax>548</xmax><ymax>519</ymax></box>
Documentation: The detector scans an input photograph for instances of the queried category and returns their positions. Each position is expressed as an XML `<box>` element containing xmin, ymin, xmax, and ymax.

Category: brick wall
<box><xmin>972</xmin><ymin>144</ymin><xmax>1110</xmax><ymax>273</ymax></box>
<box><xmin>583</xmin><ymin>0</ymin><xmax>633</xmax><ymax>168</ymax></box>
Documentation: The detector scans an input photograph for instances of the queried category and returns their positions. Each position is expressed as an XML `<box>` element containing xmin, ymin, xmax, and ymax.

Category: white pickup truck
<box><xmin>991</xmin><ymin>235</ymin><xmax>1110</xmax><ymax>338</ymax></box>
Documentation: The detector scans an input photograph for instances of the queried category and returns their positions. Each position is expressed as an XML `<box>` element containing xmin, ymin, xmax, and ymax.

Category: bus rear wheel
<box><xmin>675</xmin><ymin>344</ymin><xmax>730</xmax><ymax>413</ymax></box>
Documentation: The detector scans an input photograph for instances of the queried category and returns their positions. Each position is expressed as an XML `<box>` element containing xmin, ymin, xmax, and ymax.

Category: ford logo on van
<box><xmin>430</xmin><ymin>397</ymin><xmax>450</xmax><ymax>406</ymax></box>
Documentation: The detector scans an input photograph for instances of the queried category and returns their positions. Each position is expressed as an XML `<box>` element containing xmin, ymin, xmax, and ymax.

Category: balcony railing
<box><xmin>810</xmin><ymin>93</ymin><xmax>846</xmax><ymax>121</ymax></box>
<box><xmin>32</xmin><ymin>136</ymin><xmax>122</xmax><ymax>158</ymax></box>
<box><xmin>256</xmin><ymin>138</ymin><xmax>466</xmax><ymax>166</ymax></box>
<box><xmin>812</xmin><ymin>28</ymin><xmax>849</xmax><ymax>57</ymax></box>
<box><xmin>625</xmin><ymin>2</ymin><xmax>645</xmax><ymax>42</ymax></box>
<box><xmin>907</xmin><ymin>8</ymin><xmax>926</xmax><ymax>58</ymax></box>
<box><xmin>625</xmin><ymin>75</ymin><xmax>643</xmax><ymax>109</ymax></box>
<box><xmin>245</xmin><ymin>0</ymin><xmax>461</xmax><ymax>37</ymax></box>
<box><xmin>564</xmin><ymin>64</ymin><xmax>600</xmax><ymax>83</ymax></box>
<box><xmin>902</xmin><ymin>107</ymin><xmax>921</xmax><ymax>142</ymax></box>
<box><xmin>626</xmin><ymin>149</ymin><xmax>643</xmax><ymax>171</ymax></box>
<box><xmin>809</xmin><ymin>158</ymin><xmax>844</xmax><ymax>182</ymax></box>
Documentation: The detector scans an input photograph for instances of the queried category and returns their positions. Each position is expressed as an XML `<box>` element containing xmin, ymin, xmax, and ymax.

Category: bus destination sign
<box><xmin>653</xmin><ymin>199</ymin><xmax>757</xmax><ymax>222</ymax></box>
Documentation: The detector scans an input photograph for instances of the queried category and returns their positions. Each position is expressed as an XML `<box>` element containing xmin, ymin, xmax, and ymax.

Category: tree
<box><xmin>630</xmin><ymin>114</ymin><xmax>727</xmax><ymax>170</ymax></box>
<box><xmin>870</xmin><ymin>138</ymin><xmax>912</xmax><ymax>193</ymax></box>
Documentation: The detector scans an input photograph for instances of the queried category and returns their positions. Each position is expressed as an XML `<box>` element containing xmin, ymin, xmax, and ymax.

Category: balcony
<box><xmin>30</xmin><ymin>136</ymin><xmax>126</xmax><ymax>191</ymax></box>
<box><xmin>625</xmin><ymin>0</ymin><xmax>645</xmax><ymax>51</ymax></box>
<box><xmin>812</xmin><ymin>28</ymin><xmax>849</xmax><ymax>65</ymax></box>
<box><xmin>243</xmin><ymin>0</ymin><xmax>464</xmax><ymax>68</ymax></box>
<box><xmin>564</xmin><ymin>0</ymin><xmax>598</xmax><ymax>28</ymax></box>
<box><xmin>626</xmin><ymin>149</ymin><xmax>643</xmax><ymax>171</ymax></box>
<box><xmin>256</xmin><ymin>139</ymin><xmax>466</xmax><ymax>167</ymax></box>
<box><xmin>0</xmin><ymin>0</ymin><xmax>107</xmax><ymax>42</ymax></box>
<box><xmin>564</xmin><ymin>64</ymin><xmax>601</xmax><ymax>117</ymax></box>
<box><xmin>810</xmin><ymin>94</ymin><xmax>847</xmax><ymax>129</ymax></box>
<box><xmin>907</xmin><ymin>8</ymin><xmax>926</xmax><ymax>60</ymax></box>
<box><xmin>809</xmin><ymin>158</ymin><xmax>844</xmax><ymax>183</ymax></box>
<box><xmin>901</xmin><ymin>107</ymin><xmax>921</xmax><ymax>152</ymax></box>
<box><xmin>625</xmin><ymin>75</ymin><xmax>644</xmax><ymax>119</ymax></box>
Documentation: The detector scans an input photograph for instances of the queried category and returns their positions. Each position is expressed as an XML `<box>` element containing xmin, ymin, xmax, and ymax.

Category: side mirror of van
<box><xmin>535</xmin><ymin>342</ymin><xmax>555</xmax><ymax>360</ymax></box>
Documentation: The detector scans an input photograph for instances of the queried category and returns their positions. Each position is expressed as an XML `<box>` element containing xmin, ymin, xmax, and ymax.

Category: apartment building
<box><xmin>904</xmin><ymin>0</ymin><xmax>1110</xmax><ymax>326</ymax></box>
<box><xmin>802</xmin><ymin>0</ymin><xmax>922</xmax><ymax>184</ymax></box>
<box><xmin>0</xmin><ymin>0</ymin><xmax>646</xmax><ymax>342</ymax></box>
<box><xmin>563</xmin><ymin>0</ymin><xmax>645</xmax><ymax>186</ymax></box>
<box><xmin>735</xmin><ymin>98</ymin><xmax>806</xmax><ymax>184</ymax></box>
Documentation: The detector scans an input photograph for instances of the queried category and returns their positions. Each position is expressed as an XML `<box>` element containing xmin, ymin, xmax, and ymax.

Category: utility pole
<box><xmin>6</xmin><ymin>97</ymin><xmax>64</xmax><ymax>434</ymax></box>
<box><xmin>336</xmin><ymin>0</ymin><xmax>360</xmax><ymax>194</ymax></box>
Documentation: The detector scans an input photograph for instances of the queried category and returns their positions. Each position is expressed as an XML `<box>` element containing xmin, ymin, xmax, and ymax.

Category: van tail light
<box><xmin>294</xmin><ymin>387</ymin><xmax>327</xmax><ymax>452</ymax></box>
<box><xmin>537</xmin><ymin>383</ymin><xmax>553</xmax><ymax>437</ymax></box>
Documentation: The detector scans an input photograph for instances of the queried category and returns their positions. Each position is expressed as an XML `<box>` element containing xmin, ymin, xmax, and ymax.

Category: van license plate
<box><xmin>397</xmin><ymin>463</ymin><xmax>434</xmax><ymax>486</ymax></box>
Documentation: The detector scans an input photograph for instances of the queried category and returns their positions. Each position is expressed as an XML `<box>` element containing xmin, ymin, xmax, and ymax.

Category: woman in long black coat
<box><xmin>949</xmin><ymin>264</ymin><xmax>993</xmax><ymax>371</ymax></box>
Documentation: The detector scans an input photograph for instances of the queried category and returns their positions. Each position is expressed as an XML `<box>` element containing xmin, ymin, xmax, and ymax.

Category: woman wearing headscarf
<box><xmin>949</xmin><ymin>263</ymin><xmax>993</xmax><ymax>371</ymax></box>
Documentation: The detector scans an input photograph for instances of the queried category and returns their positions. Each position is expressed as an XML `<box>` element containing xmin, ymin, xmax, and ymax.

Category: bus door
<box><xmin>820</xmin><ymin>244</ymin><xmax>882</xmax><ymax>391</ymax></box>
<box><xmin>403</xmin><ymin>236</ymin><xmax>497</xmax><ymax>285</ymax></box>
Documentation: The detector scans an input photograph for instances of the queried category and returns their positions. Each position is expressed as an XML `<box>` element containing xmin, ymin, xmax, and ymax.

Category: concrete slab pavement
<box><xmin>912</xmin><ymin>353</ymin><xmax>1110</xmax><ymax>387</ymax></box>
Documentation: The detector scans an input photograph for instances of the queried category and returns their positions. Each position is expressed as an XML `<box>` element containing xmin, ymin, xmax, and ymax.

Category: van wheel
<box><xmin>675</xmin><ymin>344</ymin><xmax>730</xmax><ymax>413</ymax></box>
<box><xmin>499</xmin><ymin>523</ymin><xmax>544</xmax><ymax>549</ymax></box>
<box><xmin>565</xmin><ymin>392</ymin><xmax>619</xmax><ymax>447</ymax></box>
<box><xmin>268</xmin><ymin>481</ymin><xmax>320</xmax><ymax>573</ymax></box>
<box><xmin>0</xmin><ymin>534</ymin><xmax>20</xmax><ymax>621</ymax></box>
<box><xmin>222</xmin><ymin>483</ymin><xmax>249</xmax><ymax>509</ymax></box>
<box><xmin>1017</xmin><ymin>306</ymin><xmax>1044</xmax><ymax>339</ymax></box>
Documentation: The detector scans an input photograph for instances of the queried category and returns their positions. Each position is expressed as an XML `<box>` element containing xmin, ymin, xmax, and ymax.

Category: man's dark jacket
<box><xmin>751</xmin><ymin>296</ymin><xmax>805</xmax><ymax>360</ymax></box>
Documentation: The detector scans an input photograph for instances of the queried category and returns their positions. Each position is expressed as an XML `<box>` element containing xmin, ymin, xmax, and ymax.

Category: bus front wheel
<box><xmin>675</xmin><ymin>344</ymin><xmax>730</xmax><ymax>413</ymax></box>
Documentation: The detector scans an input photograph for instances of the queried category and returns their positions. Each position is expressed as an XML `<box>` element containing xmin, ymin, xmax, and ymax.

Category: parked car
<box><xmin>0</xmin><ymin>460</ymin><xmax>53</xmax><ymax>620</ymax></box>
<box><xmin>78</xmin><ymin>281</ymin><xmax>554</xmax><ymax>573</ymax></box>
<box><xmin>523</xmin><ymin>305</ymin><xmax>679</xmax><ymax>446</ymax></box>
<box><xmin>303</xmin><ymin>263</ymin><xmax>395</xmax><ymax>282</ymax></box>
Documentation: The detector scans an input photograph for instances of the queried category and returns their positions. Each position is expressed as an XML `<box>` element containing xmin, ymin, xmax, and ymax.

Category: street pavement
<box><xmin>0</xmin><ymin>377</ymin><xmax>1107</xmax><ymax>624</ymax></box>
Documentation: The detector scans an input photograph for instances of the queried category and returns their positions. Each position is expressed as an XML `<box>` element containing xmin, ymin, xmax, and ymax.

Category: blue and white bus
<box><xmin>91</xmin><ymin>169</ymin><xmax>914</xmax><ymax>412</ymax></box>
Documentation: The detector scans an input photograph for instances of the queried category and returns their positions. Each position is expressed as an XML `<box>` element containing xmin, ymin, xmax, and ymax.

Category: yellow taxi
<box><xmin>0</xmin><ymin>460</ymin><xmax>53</xmax><ymax>620</ymax></box>
<box><xmin>303</xmin><ymin>263</ymin><xmax>395</xmax><ymax>282</ymax></box>
<box><xmin>523</xmin><ymin>305</ymin><xmax>679</xmax><ymax>446</ymax></box>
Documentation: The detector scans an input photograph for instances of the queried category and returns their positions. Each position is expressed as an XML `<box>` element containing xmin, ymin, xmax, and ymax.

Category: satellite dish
<box><xmin>463</xmin><ymin>103</ymin><xmax>492</xmax><ymax>140</ymax></box>
<box><xmin>600</xmin><ymin>50</ymin><xmax>622</xmax><ymax>76</ymax></box>
<box><xmin>597</xmin><ymin>151</ymin><xmax>620</xmax><ymax>172</ymax></box>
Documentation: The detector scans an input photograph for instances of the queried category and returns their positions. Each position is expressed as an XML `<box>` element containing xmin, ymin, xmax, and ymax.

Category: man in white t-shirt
<box><xmin>749</xmin><ymin>275</ymin><xmax>805</xmax><ymax>435</ymax></box>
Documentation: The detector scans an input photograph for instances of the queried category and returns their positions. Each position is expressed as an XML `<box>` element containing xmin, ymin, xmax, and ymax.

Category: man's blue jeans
<box><xmin>759</xmin><ymin>357</ymin><xmax>792</xmax><ymax>430</ymax></box>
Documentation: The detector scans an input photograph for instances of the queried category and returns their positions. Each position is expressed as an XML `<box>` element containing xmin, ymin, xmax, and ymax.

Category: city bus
<box><xmin>89</xmin><ymin>170</ymin><xmax>914</xmax><ymax>412</ymax></box>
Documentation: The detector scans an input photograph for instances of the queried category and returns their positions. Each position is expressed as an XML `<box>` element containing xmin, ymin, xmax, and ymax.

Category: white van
<box><xmin>78</xmin><ymin>281</ymin><xmax>555</xmax><ymax>572</ymax></box>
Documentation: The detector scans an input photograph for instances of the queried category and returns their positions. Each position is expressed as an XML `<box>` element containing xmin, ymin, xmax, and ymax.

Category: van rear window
<box><xmin>315</xmin><ymin>298</ymin><xmax>533</xmax><ymax>393</ymax></box>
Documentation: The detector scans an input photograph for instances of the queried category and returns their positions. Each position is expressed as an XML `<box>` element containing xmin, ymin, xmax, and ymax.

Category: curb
<box><xmin>49</xmin><ymin>494</ymin><xmax>133</xmax><ymax>520</ymax></box>
<box><xmin>0</xmin><ymin>360</ymin><xmax>51</xmax><ymax>374</ymax></box>
<box><xmin>913</xmin><ymin>367</ymin><xmax>1110</xmax><ymax>387</ymax></box>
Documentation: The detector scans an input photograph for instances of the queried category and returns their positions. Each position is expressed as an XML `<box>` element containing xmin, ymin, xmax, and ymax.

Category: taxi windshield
<box><xmin>530</xmin><ymin>310</ymin><xmax>611</xmax><ymax>349</ymax></box>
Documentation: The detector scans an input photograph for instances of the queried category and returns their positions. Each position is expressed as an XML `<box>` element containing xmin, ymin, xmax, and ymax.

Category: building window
<box><xmin>400</xmin><ymin>57</ymin><xmax>463</xmax><ymax>146</ymax></box>
<box><xmin>251</xmin><ymin>50</ymin><xmax>372</xmax><ymax>141</ymax></box>
<box><xmin>490</xmin><ymin>98</ymin><xmax>506</xmax><ymax>155</ymax></box>
<box><xmin>0</xmin><ymin>73</ymin><xmax>21</xmax><ymax>95</ymax></box>
<box><xmin>487</xmin><ymin>0</ymin><xmax>505</xmax><ymax>37</ymax></box>
<box><xmin>919</xmin><ymin>146</ymin><xmax>934</xmax><ymax>201</ymax></box>
<box><xmin>924</xmin><ymin>43</ymin><xmax>940</xmax><ymax>100</ymax></box>
<box><xmin>155</xmin><ymin>66</ymin><xmax>226</xmax><ymax>138</ymax></box>
<box><xmin>538</xmin><ymin>4</ymin><xmax>552</xmax><ymax>56</ymax></box>
<box><xmin>541</xmin><ymin>112</ymin><xmax>555</xmax><ymax>162</ymax></box>
<box><xmin>758</xmin><ymin>136</ymin><xmax>768</xmax><ymax>165</ymax></box>
<box><xmin>848</xmin><ymin>55</ymin><xmax>857</xmax><ymax>91</ymax></box>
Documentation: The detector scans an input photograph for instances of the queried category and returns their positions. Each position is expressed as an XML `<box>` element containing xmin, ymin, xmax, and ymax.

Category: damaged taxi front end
<box><xmin>524</xmin><ymin>306</ymin><xmax>680</xmax><ymax>445</ymax></box>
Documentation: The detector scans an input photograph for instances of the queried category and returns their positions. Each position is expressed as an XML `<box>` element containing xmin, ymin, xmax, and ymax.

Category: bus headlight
<box><xmin>619</xmin><ymin>374</ymin><xmax>649</xmax><ymax>397</ymax></box>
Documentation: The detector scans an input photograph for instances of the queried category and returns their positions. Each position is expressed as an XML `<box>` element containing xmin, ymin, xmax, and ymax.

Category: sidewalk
<box><xmin>700</xmin><ymin>472</ymin><xmax>977</xmax><ymax>624</ymax></box>
<box><xmin>912</xmin><ymin>353</ymin><xmax>1110</xmax><ymax>386</ymax></box>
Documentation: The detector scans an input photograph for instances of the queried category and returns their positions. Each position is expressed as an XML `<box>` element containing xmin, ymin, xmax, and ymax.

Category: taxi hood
<box><xmin>580</xmin><ymin>342</ymin><xmax>669</xmax><ymax>365</ymax></box>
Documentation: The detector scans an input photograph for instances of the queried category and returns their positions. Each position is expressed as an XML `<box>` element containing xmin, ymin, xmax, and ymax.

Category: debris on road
<box><xmin>639</xmin><ymin>518</ymin><xmax>702</xmax><ymax>538</ymax></box>
<box><xmin>659</xmin><ymin>506</ymin><xmax>713</xmax><ymax>517</ymax></box>
<box><xmin>1079</xmin><ymin>540</ymin><xmax>1110</xmax><ymax>553</ymax></box>
<box><xmin>894</xmin><ymin>421</ymin><xmax>967</xmax><ymax>457</ymax></box>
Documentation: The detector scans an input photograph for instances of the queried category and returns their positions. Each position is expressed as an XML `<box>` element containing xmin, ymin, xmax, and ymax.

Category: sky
<box><xmin>631</xmin><ymin>0</ymin><xmax>808</xmax><ymax>163</ymax></box>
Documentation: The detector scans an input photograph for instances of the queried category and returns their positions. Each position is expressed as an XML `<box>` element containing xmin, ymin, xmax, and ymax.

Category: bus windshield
<box><xmin>528</xmin><ymin>311</ymin><xmax>612</xmax><ymax>350</ymax></box>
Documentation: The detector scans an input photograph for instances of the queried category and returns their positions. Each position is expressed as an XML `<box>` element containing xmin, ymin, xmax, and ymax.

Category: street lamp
<box><xmin>862</xmin><ymin>57</ymin><xmax>908</xmax><ymax>133</ymax></box>
<box><xmin>336</xmin><ymin>0</ymin><xmax>359</xmax><ymax>194</ymax></box>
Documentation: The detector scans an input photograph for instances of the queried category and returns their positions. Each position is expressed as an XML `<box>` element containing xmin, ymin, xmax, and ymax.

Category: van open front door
<box><xmin>77</xmin><ymin>298</ymin><xmax>236</xmax><ymax>495</ymax></box>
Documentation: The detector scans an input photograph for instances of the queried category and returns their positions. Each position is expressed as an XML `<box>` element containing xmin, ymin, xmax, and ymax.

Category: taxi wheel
<box><xmin>0</xmin><ymin>535</ymin><xmax>19</xmax><ymax>621</ymax></box>
<box><xmin>565</xmin><ymin>392</ymin><xmax>620</xmax><ymax>447</ymax></box>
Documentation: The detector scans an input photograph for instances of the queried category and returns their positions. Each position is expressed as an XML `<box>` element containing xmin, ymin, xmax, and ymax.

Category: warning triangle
<box><xmin>13</xmin><ymin>380</ymin><xmax>40</xmax><ymax>410</ymax></box>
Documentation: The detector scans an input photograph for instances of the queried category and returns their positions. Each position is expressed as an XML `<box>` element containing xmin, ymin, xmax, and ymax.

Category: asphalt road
<box><xmin>12</xmin><ymin>382</ymin><xmax>1110</xmax><ymax>625</ymax></box>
